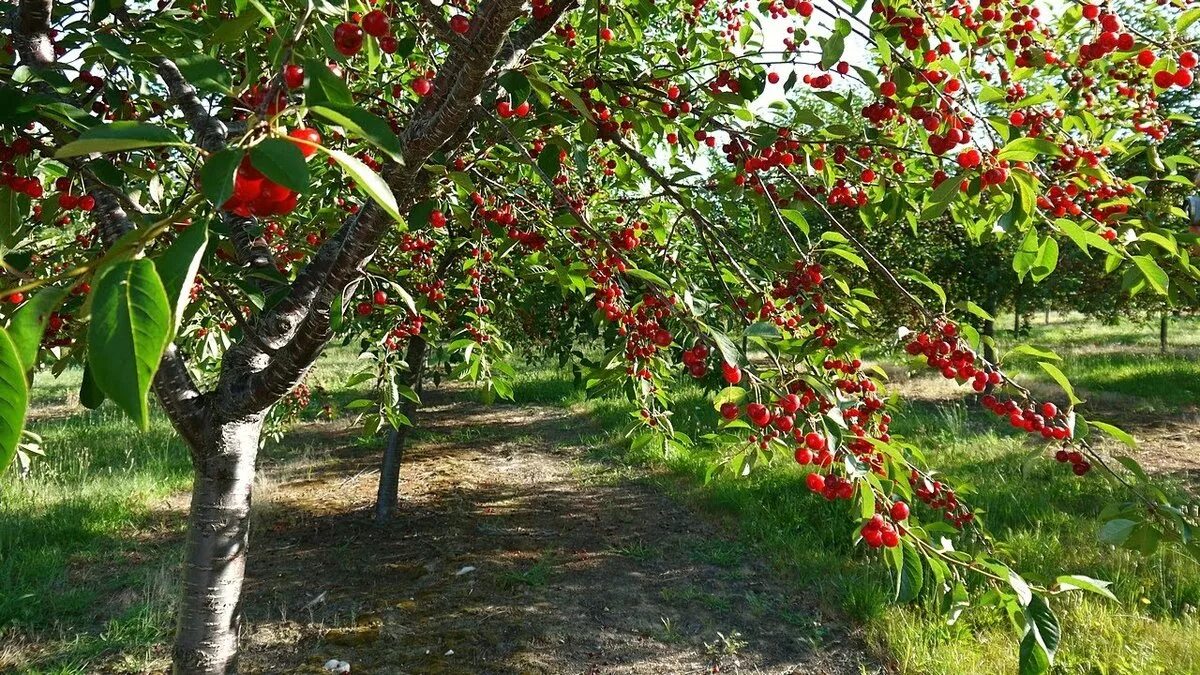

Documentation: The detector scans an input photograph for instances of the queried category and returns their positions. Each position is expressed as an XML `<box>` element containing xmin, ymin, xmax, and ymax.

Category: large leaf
<box><xmin>250</xmin><ymin>138</ymin><xmax>310</xmax><ymax>192</ymax></box>
<box><xmin>895</xmin><ymin>542</ymin><xmax>924</xmax><ymax>602</ymax></box>
<box><xmin>1038</xmin><ymin>361</ymin><xmax>1080</xmax><ymax>405</ymax></box>
<box><xmin>0</xmin><ymin>327</ymin><xmax>29</xmax><ymax>473</ymax></box>
<box><xmin>1018</xmin><ymin>595</ymin><xmax>1060</xmax><ymax>675</ymax></box>
<box><xmin>87</xmin><ymin>259</ymin><xmax>173</xmax><ymax>431</ymax></box>
<box><xmin>304</xmin><ymin>58</ymin><xmax>353</xmax><ymax>105</ymax></box>
<box><xmin>1012</xmin><ymin>228</ymin><xmax>1040</xmax><ymax>280</ymax></box>
<box><xmin>7</xmin><ymin>285</ymin><xmax>69</xmax><ymax>373</ymax></box>
<box><xmin>1131</xmin><ymin>256</ymin><xmax>1168</xmax><ymax>295</ymax></box>
<box><xmin>199</xmin><ymin>148</ymin><xmax>244</xmax><ymax>206</ymax></box>
<box><xmin>999</xmin><ymin>137</ymin><xmax>1064</xmax><ymax>162</ymax></box>
<box><xmin>309</xmin><ymin>103</ymin><xmax>402</xmax><ymax>161</ymax></box>
<box><xmin>1055</xmin><ymin>574</ymin><xmax>1117</xmax><ymax>601</ymax></box>
<box><xmin>320</xmin><ymin>146</ymin><xmax>403</xmax><ymax>224</ymax></box>
<box><xmin>154</xmin><ymin>222</ymin><xmax>209</xmax><ymax>335</ymax></box>
<box><xmin>56</xmin><ymin>122</ymin><xmax>185</xmax><ymax>158</ymax></box>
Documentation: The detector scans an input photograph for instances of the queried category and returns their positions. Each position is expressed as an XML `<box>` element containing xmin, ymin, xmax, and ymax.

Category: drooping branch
<box><xmin>10</xmin><ymin>0</ymin><xmax>54</xmax><ymax>67</ymax></box>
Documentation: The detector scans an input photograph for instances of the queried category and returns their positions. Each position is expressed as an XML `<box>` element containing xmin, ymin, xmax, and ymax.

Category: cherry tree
<box><xmin>2</xmin><ymin>0</ymin><xmax>1198</xmax><ymax>671</ymax></box>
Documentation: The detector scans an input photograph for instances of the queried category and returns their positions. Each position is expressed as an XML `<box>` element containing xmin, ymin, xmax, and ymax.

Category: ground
<box><xmin>237</xmin><ymin>387</ymin><xmax>874</xmax><ymax>674</ymax></box>
<box><xmin>4</xmin><ymin>314</ymin><xmax>1200</xmax><ymax>674</ymax></box>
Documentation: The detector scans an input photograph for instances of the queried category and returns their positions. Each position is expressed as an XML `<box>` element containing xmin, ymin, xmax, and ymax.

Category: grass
<box><xmin>989</xmin><ymin>313</ymin><xmax>1200</xmax><ymax>411</ymax></box>
<box><xmin>507</xmin><ymin>314</ymin><xmax>1200</xmax><ymax>674</ymax></box>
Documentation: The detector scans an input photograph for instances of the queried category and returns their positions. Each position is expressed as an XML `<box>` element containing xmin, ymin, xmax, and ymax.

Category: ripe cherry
<box><xmin>412</xmin><ymin>77</ymin><xmax>433</xmax><ymax>97</ymax></box>
<box><xmin>333</xmin><ymin>22</ymin><xmax>364</xmax><ymax>57</ymax></box>
<box><xmin>720</xmin><ymin>402</ymin><xmax>739</xmax><ymax>420</ymax></box>
<box><xmin>356</xmin><ymin>301</ymin><xmax>373</xmax><ymax>316</ymax></box>
<box><xmin>362</xmin><ymin>10</ymin><xmax>389</xmax><ymax>37</ymax></box>
<box><xmin>283</xmin><ymin>64</ymin><xmax>305</xmax><ymax>89</ymax></box>
<box><xmin>599</xmin><ymin>27</ymin><xmax>614</xmax><ymax>41</ymax></box>
<box><xmin>288</xmin><ymin>128</ymin><xmax>322</xmax><ymax>157</ymax></box>
<box><xmin>1136</xmin><ymin>49</ymin><xmax>1156</xmax><ymax>68</ymax></box>
<box><xmin>721</xmin><ymin>361</ymin><xmax>742</xmax><ymax>384</ymax></box>
<box><xmin>806</xmin><ymin>472</ymin><xmax>825</xmax><ymax>492</ymax></box>
<box><xmin>7</xmin><ymin>292</ymin><xmax>25</xmax><ymax>304</ymax></box>
<box><xmin>449</xmin><ymin>15</ymin><xmax>470</xmax><ymax>34</ymax></box>
<box><xmin>373</xmin><ymin>290</ymin><xmax>388</xmax><ymax>305</ymax></box>
<box><xmin>890</xmin><ymin>501</ymin><xmax>910</xmax><ymax>521</ymax></box>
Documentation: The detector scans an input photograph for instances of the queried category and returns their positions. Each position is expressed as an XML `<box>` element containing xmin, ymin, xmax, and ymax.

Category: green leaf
<box><xmin>80</xmin><ymin>364</ymin><xmax>106</xmax><ymax>409</ymax></box>
<box><xmin>1090</xmin><ymin>420</ymin><xmax>1136</xmax><ymax>448</ymax></box>
<box><xmin>1031</xmin><ymin>237</ymin><xmax>1058</xmax><ymax>282</ymax></box>
<box><xmin>624</xmin><ymin>267</ymin><xmax>671</xmax><ymax>289</ymax></box>
<box><xmin>154</xmin><ymin>222</ymin><xmax>208</xmax><ymax>336</ymax></box>
<box><xmin>1038</xmin><ymin>361</ymin><xmax>1080</xmax><ymax>405</ymax></box>
<box><xmin>309</xmin><ymin>103</ymin><xmax>402</xmax><ymax>162</ymax></box>
<box><xmin>304</xmin><ymin>58</ymin><xmax>353</xmax><ymax>105</ymax></box>
<box><xmin>779</xmin><ymin>209</ymin><xmax>810</xmax><ymax>235</ymax></box>
<box><xmin>820</xmin><ymin>31</ymin><xmax>846</xmax><ymax>70</ymax></box>
<box><xmin>1019</xmin><ymin>595</ymin><xmax>1060</xmax><ymax>675</ymax></box>
<box><xmin>174</xmin><ymin>54</ymin><xmax>232</xmax><ymax>92</ymax></box>
<box><xmin>921</xmin><ymin>172</ymin><xmax>961</xmax><ymax>220</ymax></box>
<box><xmin>199</xmin><ymin>149</ymin><xmax>243</xmax><ymax>206</ymax></box>
<box><xmin>1013</xmin><ymin>228</ymin><xmax>1040</xmax><ymax>280</ymax></box>
<box><xmin>250</xmin><ymin>138</ymin><xmax>309</xmax><ymax>193</ymax></box>
<box><xmin>537</xmin><ymin>145</ymin><xmax>562</xmax><ymax>177</ymax></box>
<box><xmin>56</xmin><ymin>122</ymin><xmax>185</xmax><ymax>158</ymax></box>
<box><xmin>0</xmin><ymin>327</ymin><xmax>29</xmax><ymax>473</ymax></box>
<box><xmin>87</xmin><ymin>259</ymin><xmax>173</xmax><ymax>431</ymax></box>
<box><xmin>1131</xmin><ymin>256</ymin><xmax>1168</xmax><ymax>295</ymax></box>
<box><xmin>319</xmin><ymin>146</ymin><xmax>402</xmax><ymax>224</ymax></box>
<box><xmin>7</xmin><ymin>286</ymin><xmax>69</xmax><ymax>373</ymax></box>
<box><xmin>712</xmin><ymin>386</ymin><xmax>747</xmax><ymax>410</ymax></box>
<box><xmin>1055</xmin><ymin>575</ymin><xmax>1117</xmax><ymax>601</ymax></box>
<box><xmin>1005</xmin><ymin>344</ymin><xmax>1061</xmax><ymax>361</ymax></box>
<box><xmin>895</xmin><ymin>542</ymin><xmax>924</xmax><ymax>602</ymax></box>
<box><xmin>1098</xmin><ymin>518</ymin><xmax>1137</xmax><ymax>545</ymax></box>
<box><xmin>999</xmin><ymin>137</ymin><xmax>1063</xmax><ymax>162</ymax></box>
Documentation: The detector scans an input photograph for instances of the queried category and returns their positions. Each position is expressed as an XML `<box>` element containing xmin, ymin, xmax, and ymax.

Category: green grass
<box><xmin>508</xmin><ymin>315</ymin><xmax>1200</xmax><ymax>674</ymax></box>
<box><xmin>992</xmin><ymin>313</ymin><xmax>1200</xmax><ymax>410</ymax></box>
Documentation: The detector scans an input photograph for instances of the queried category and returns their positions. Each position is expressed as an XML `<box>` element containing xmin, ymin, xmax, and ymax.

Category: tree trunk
<box><xmin>1160</xmin><ymin>311</ymin><xmax>1168</xmax><ymax>353</ymax></box>
<box><xmin>374</xmin><ymin>336</ymin><xmax>427</xmax><ymax>523</ymax></box>
<box><xmin>982</xmin><ymin>296</ymin><xmax>997</xmax><ymax>363</ymax></box>
<box><xmin>172</xmin><ymin>415</ymin><xmax>264</xmax><ymax>675</ymax></box>
<box><xmin>1012</xmin><ymin>286</ymin><xmax>1021</xmax><ymax>337</ymax></box>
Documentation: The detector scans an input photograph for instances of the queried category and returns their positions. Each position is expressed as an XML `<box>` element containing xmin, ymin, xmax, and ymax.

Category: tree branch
<box><xmin>220</xmin><ymin>0</ymin><xmax>569</xmax><ymax>418</ymax></box>
<box><xmin>10</xmin><ymin>0</ymin><xmax>54</xmax><ymax>67</ymax></box>
<box><xmin>155</xmin><ymin>57</ymin><xmax>277</xmax><ymax>275</ymax></box>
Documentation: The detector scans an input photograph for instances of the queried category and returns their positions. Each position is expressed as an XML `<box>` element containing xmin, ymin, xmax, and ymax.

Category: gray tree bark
<box><xmin>172</xmin><ymin>415</ymin><xmax>264</xmax><ymax>675</ymax></box>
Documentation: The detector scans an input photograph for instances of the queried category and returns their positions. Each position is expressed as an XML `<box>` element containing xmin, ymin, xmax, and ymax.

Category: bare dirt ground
<box><xmin>883</xmin><ymin>367</ymin><xmax>1200</xmax><ymax>487</ymax></box>
<box><xmin>237</xmin><ymin>387</ymin><xmax>877</xmax><ymax>675</ymax></box>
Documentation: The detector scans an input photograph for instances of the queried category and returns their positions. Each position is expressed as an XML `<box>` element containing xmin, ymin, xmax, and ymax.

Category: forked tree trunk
<box><xmin>173</xmin><ymin>415</ymin><xmax>264</xmax><ymax>675</ymax></box>
<box><xmin>374</xmin><ymin>336</ymin><xmax>427</xmax><ymax>523</ymax></box>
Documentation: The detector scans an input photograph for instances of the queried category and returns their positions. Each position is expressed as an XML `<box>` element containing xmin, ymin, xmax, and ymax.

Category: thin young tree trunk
<box><xmin>1160</xmin><ymin>311</ymin><xmax>1168</xmax><ymax>353</ymax></box>
<box><xmin>374</xmin><ymin>336</ymin><xmax>427</xmax><ymax>523</ymax></box>
<box><xmin>173</xmin><ymin>415</ymin><xmax>264</xmax><ymax>675</ymax></box>
<box><xmin>982</xmin><ymin>296</ymin><xmax>997</xmax><ymax>363</ymax></box>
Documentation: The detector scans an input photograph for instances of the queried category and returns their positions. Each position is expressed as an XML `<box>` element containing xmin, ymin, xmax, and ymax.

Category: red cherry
<box><xmin>879</xmin><ymin>80</ymin><xmax>896</xmax><ymax>97</ymax></box>
<box><xmin>514</xmin><ymin>101</ymin><xmax>531</xmax><ymax>117</ymax></box>
<box><xmin>1081</xmin><ymin>3</ymin><xmax>1099</xmax><ymax>20</ymax></box>
<box><xmin>429</xmin><ymin>209</ymin><xmax>447</xmax><ymax>228</ymax></box>
<box><xmin>356</xmin><ymin>301</ymin><xmax>373</xmax><ymax>316</ymax></box>
<box><xmin>1154</xmin><ymin>70</ymin><xmax>1175</xmax><ymax>88</ymax></box>
<box><xmin>497</xmin><ymin>100</ymin><xmax>514</xmax><ymax>118</ymax></box>
<box><xmin>333</xmin><ymin>22</ymin><xmax>364</xmax><ymax>56</ymax></box>
<box><xmin>1041</xmin><ymin>402</ymin><xmax>1058</xmax><ymax>418</ymax></box>
<box><xmin>804</xmin><ymin>432</ymin><xmax>825</xmax><ymax>451</ymax></box>
<box><xmin>362</xmin><ymin>10</ymin><xmax>389</xmax><ymax>37</ymax></box>
<box><xmin>720</xmin><ymin>402</ymin><xmax>739</xmax><ymax>420</ymax></box>
<box><xmin>721</xmin><ymin>361</ymin><xmax>742</xmax><ymax>384</ymax></box>
<box><xmin>287</xmin><ymin>128</ymin><xmax>322</xmax><ymax>157</ymax></box>
<box><xmin>599</xmin><ymin>27</ymin><xmax>614</xmax><ymax>41</ymax></box>
<box><xmin>957</xmin><ymin>147</ymin><xmax>982</xmax><ymax>168</ymax></box>
<box><xmin>1174</xmin><ymin>68</ymin><xmax>1194</xmax><ymax>87</ymax></box>
<box><xmin>890</xmin><ymin>501</ymin><xmax>910</xmax><ymax>521</ymax></box>
<box><xmin>1136</xmin><ymin>49</ymin><xmax>1156</xmax><ymax>68</ymax></box>
<box><xmin>412</xmin><ymin>77</ymin><xmax>433</xmax><ymax>97</ymax></box>
<box><xmin>449</xmin><ymin>15</ymin><xmax>470</xmax><ymax>34</ymax></box>
<box><xmin>805</xmin><ymin>472</ymin><xmax>825</xmax><ymax>493</ymax></box>
<box><xmin>373</xmin><ymin>290</ymin><xmax>388</xmax><ymax>305</ymax></box>
<box><xmin>7</xmin><ymin>292</ymin><xmax>25</xmax><ymax>304</ymax></box>
<box><xmin>881</xmin><ymin>529</ymin><xmax>900</xmax><ymax>547</ymax></box>
<box><xmin>797</xmin><ymin>1</ymin><xmax>812</xmax><ymax>16</ymax></box>
<box><xmin>1180</xmin><ymin>51</ymin><xmax>1198</xmax><ymax>69</ymax></box>
<box><xmin>283</xmin><ymin>64</ymin><xmax>305</xmax><ymax>89</ymax></box>
<box><xmin>379</xmin><ymin>36</ymin><xmax>398</xmax><ymax>53</ymax></box>
<box><xmin>1008</xmin><ymin>110</ymin><xmax>1025</xmax><ymax>126</ymax></box>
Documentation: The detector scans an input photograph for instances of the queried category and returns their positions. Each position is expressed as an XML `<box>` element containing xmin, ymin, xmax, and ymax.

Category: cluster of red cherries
<box><xmin>220</xmin><ymin>138</ymin><xmax>317</xmax><ymax>217</ymax></box>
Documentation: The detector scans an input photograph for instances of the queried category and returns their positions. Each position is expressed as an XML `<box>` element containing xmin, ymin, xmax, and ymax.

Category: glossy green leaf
<box><xmin>56</xmin><ymin>122</ymin><xmax>185</xmax><ymax>158</ymax></box>
<box><xmin>199</xmin><ymin>148</ymin><xmax>243</xmax><ymax>206</ymax></box>
<box><xmin>309</xmin><ymin>103</ymin><xmax>402</xmax><ymax>161</ymax></box>
<box><xmin>250</xmin><ymin>138</ymin><xmax>310</xmax><ymax>193</ymax></box>
<box><xmin>319</xmin><ymin>146</ymin><xmax>402</xmax><ymax>224</ymax></box>
<box><xmin>7</xmin><ymin>285</ymin><xmax>69</xmax><ymax>373</ymax></box>
<box><xmin>87</xmin><ymin>259</ymin><xmax>173</xmax><ymax>431</ymax></box>
<box><xmin>154</xmin><ymin>222</ymin><xmax>209</xmax><ymax>335</ymax></box>
<box><xmin>0</xmin><ymin>327</ymin><xmax>29</xmax><ymax>473</ymax></box>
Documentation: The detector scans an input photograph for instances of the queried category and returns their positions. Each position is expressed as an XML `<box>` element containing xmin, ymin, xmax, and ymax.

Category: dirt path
<box><xmin>238</xmin><ymin>388</ymin><xmax>875</xmax><ymax>674</ymax></box>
